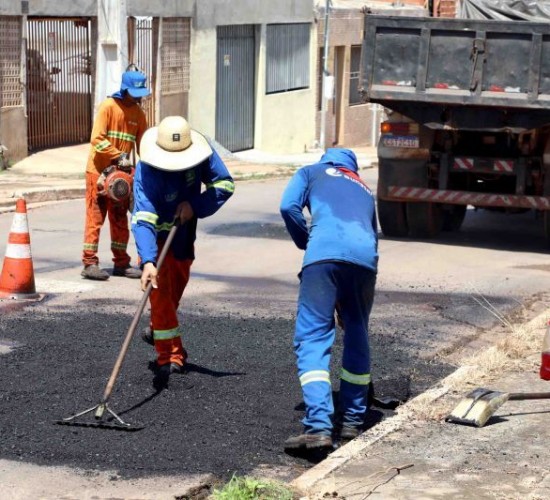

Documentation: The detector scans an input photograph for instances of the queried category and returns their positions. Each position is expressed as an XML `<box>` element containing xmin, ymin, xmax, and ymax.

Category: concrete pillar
<box><xmin>94</xmin><ymin>0</ymin><xmax>129</xmax><ymax>113</ymax></box>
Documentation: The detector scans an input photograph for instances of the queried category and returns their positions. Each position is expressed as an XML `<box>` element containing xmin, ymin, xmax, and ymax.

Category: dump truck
<box><xmin>360</xmin><ymin>14</ymin><xmax>550</xmax><ymax>245</ymax></box>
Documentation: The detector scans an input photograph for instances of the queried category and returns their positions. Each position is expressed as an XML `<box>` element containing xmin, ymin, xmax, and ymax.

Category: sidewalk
<box><xmin>0</xmin><ymin>143</ymin><xmax>378</xmax><ymax>213</ymax></box>
<box><xmin>294</xmin><ymin>302</ymin><xmax>550</xmax><ymax>500</ymax></box>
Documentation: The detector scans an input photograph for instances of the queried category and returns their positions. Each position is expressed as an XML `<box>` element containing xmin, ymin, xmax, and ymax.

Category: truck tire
<box><xmin>406</xmin><ymin>202</ymin><xmax>443</xmax><ymax>238</ymax></box>
<box><xmin>442</xmin><ymin>205</ymin><xmax>467</xmax><ymax>232</ymax></box>
<box><xmin>377</xmin><ymin>199</ymin><xmax>408</xmax><ymax>237</ymax></box>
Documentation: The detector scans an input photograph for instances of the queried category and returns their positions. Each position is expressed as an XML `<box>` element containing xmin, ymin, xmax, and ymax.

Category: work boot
<box><xmin>154</xmin><ymin>360</ymin><xmax>187</xmax><ymax>374</ymax></box>
<box><xmin>113</xmin><ymin>265</ymin><xmax>142</xmax><ymax>278</ymax></box>
<box><xmin>168</xmin><ymin>362</ymin><xmax>185</xmax><ymax>374</ymax></box>
<box><xmin>81</xmin><ymin>264</ymin><xmax>109</xmax><ymax>281</ymax></box>
<box><xmin>340</xmin><ymin>425</ymin><xmax>361</xmax><ymax>442</ymax></box>
<box><xmin>141</xmin><ymin>327</ymin><xmax>154</xmax><ymax>346</ymax></box>
<box><xmin>152</xmin><ymin>362</ymin><xmax>187</xmax><ymax>391</ymax></box>
<box><xmin>284</xmin><ymin>433</ymin><xmax>333</xmax><ymax>451</ymax></box>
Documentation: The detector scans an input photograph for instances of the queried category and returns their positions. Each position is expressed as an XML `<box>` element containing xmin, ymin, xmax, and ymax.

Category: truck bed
<box><xmin>361</xmin><ymin>15</ymin><xmax>550</xmax><ymax>121</ymax></box>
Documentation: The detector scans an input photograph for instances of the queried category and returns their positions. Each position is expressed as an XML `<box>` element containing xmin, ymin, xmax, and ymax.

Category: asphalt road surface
<box><xmin>0</xmin><ymin>172</ymin><xmax>549</xmax><ymax>490</ymax></box>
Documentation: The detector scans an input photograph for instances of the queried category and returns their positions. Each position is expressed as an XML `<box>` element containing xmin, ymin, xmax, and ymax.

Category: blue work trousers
<box><xmin>295</xmin><ymin>261</ymin><xmax>376</xmax><ymax>435</ymax></box>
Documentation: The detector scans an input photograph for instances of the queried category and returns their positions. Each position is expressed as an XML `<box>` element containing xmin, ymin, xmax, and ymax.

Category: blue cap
<box><xmin>120</xmin><ymin>71</ymin><xmax>150</xmax><ymax>98</ymax></box>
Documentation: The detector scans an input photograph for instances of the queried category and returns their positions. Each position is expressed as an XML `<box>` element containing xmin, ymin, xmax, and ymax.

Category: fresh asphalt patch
<box><xmin>0</xmin><ymin>302</ymin><xmax>456</xmax><ymax>479</ymax></box>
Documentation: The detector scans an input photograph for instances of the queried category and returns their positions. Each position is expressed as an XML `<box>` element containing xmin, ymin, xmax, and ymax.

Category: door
<box><xmin>216</xmin><ymin>25</ymin><xmax>255</xmax><ymax>152</ymax></box>
<box><xmin>26</xmin><ymin>17</ymin><xmax>93</xmax><ymax>151</ymax></box>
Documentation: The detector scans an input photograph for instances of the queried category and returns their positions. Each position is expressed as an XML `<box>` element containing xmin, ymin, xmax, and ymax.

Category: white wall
<box><xmin>188</xmin><ymin>29</ymin><xmax>217</xmax><ymax>138</ymax></box>
<box><xmin>254</xmin><ymin>23</ymin><xmax>316</xmax><ymax>153</ymax></box>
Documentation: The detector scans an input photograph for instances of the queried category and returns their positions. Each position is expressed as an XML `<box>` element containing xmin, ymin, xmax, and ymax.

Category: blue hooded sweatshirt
<box><xmin>280</xmin><ymin>148</ymin><xmax>378</xmax><ymax>272</ymax></box>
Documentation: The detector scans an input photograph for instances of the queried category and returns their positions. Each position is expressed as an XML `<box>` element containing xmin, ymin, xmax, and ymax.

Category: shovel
<box><xmin>445</xmin><ymin>387</ymin><xmax>550</xmax><ymax>428</ymax></box>
<box><xmin>56</xmin><ymin>223</ymin><xmax>179</xmax><ymax>431</ymax></box>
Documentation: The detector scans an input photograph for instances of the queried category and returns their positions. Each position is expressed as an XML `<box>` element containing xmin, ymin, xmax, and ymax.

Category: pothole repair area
<box><xmin>0</xmin><ymin>306</ymin><xmax>453</xmax><ymax>480</ymax></box>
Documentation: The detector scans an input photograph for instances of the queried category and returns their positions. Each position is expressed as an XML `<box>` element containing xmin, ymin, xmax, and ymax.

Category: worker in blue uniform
<box><xmin>132</xmin><ymin>115</ymin><xmax>234</xmax><ymax>385</ymax></box>
<box><xmin>280</xmin><ymin>148</ymin><xmax>378</xmax><ymax>453</ymax></box>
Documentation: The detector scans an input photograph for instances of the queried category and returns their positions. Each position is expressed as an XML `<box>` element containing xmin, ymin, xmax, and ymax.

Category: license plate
<box><xmin>381</xmin><ymin>135</ymin><xmax>419</xmax><ymax>148</ymax></box>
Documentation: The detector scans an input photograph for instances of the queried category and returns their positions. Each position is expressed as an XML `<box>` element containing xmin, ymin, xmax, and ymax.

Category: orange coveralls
<box><xmin>82</xmin><ymin>97</ymin><xmax>147</xmax><ymax>267</ymax></box>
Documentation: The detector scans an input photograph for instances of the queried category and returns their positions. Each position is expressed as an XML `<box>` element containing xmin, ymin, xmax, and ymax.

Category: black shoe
<box><xmin>284</xmin><ymin>433</ymin><xmax>333</xmax><ymax>451</ymax></box>
<box><xmin>153</xmin><ymin>364</ymin><xmax>170</xmax><ymax>390</ymax></box>
<box><xmin>155</xmin><ymin>362</ymin><xmax>185</xmax><ymax>375</ymax></box>
<box><xmin>168</xmin><ymin>362</ymin><xmax>185</xmax><ymax>374</ymax></box>
<box><xmin>113</xmin><ymin>265</ymin><xmax>142</xmax><ymax>278</ymax></box>
<box><xmin>152</xmin><ymin>362</ymin><xmax>187</xmax><ymax>391</ymax></box>
<box><xmin>81</xmin><ymin>265</ymin><xmax>109</xmax><ymax>281</ymax></box>
<box><xmin>141</xmin><ymin>327</ymin><xmax>154</xmax><ymax>346</ymax></box>
<box><xmin>340</xmin><ymin>425</ymin><xmax>361</xmax><ymax>442</ymax></box>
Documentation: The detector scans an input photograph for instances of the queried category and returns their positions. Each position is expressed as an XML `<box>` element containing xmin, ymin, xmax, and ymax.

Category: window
<box><xmin>266</xmin><ymin>23</ymin><xmax>310</xmax><ymax>94</ymax></box>
<box><xmin>1</xmin><ymin>17</ymin><xmax>22</xmax><ymax>108</ymax></box>
<box><xmin>349</xmin><ymin>45</ymin><xmax>362</xmax><ymax>106</ymax></box>
<box><xmin>161</xmin><ymin>18</ymin><xmax>191</xmax><ymax>95</ymax></box>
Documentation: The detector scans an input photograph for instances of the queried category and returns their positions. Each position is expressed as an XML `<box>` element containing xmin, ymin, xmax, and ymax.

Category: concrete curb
<box><xmin>290</xmin><ymin>388</ymin><xmax>448</xmax><ymax>495</ymax></box>
<box><xmin>290</xmin><ymin>307</ymin><xmax>550</xmax><ymax>496</ymax></box>
<box><xmin>0</xmin><ymin>188</ymin><xmax>86</xmax><ymax>214</ymax></box>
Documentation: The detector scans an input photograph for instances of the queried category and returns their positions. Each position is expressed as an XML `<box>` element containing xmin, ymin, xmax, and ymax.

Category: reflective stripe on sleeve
<box><xmin>206</xmin><ymin>179</ymin><xmax>235</xmax><ymax>193</ymax></box>
<box><xmin>300</xmin><ymin>370</ymin><xmax>331</xmax><ymax>387</ymax></box>
<box><xmin>94</xmin><ymin>139</ymin><xmax>111</xmax><ymax>152</ymax></box>
<box><xmin>153</xmin><ymin>327</ymin><xmax>181</xmax><ymax>341</ymax></box>
<box><xmin>133</xmin><ymin>211</ymin><xmax>159</xmax><ymax>225</ymax></box>
<box><xmin>155</xmin><ymin>222</ymin><xmax>174</xmax><ymax>232</ymax></box>
<box><xmin>107</xmin><ymin>130</ymin><xmax>136</xmax><ymax>142</ymax></box>
<box><xmin>340</xmin><ymin>369</ymin><xmax>371</xmax><ymax>385</ymax></box>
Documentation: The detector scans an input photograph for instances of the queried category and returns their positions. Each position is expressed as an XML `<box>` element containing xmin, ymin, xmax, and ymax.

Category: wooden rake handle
<box><xmin>100</xmin><ymin>223</ymin><xmax>180</xmax><ymax>404</ymax></box>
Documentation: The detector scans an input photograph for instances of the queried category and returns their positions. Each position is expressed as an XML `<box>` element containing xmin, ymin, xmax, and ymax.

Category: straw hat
<box><xmin>140</xmin><ymin>116</ymin><xmax>213</xmax><ymax>171</ymax></box>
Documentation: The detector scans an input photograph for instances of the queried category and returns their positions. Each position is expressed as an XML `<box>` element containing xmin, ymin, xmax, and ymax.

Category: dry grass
<box><xmin>405</xmin><ymin>294</ymin><xmax>549</xmax><ymax>422</ymax></box>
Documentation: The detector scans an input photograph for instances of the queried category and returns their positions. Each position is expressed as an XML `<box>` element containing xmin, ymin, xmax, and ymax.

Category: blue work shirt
<box><xmin>280</xmin><ymin>148</ymin><xmax>378</xmax><ymax>272</ymax></box>
<box><xmin>131</xmin><ymin>149</ymin><xmax>234</xmax><ymax>264</ymax></box>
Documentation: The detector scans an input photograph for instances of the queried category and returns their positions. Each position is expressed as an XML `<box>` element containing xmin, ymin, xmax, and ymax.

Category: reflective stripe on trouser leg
<box><xmin>107</xmin><ymin>196</ymin><xmax>131</xmax><ymax>268</ymax></box>
<box><xmin>338</xmin><ymin>265</ymin><xmax>376</xmax><ymax>427</ymax></box>
<box><xmin>82</xmin><ymin>172</ymin><xmax>107</xmax><ymax>266</ymax></box>
<box><xmin>295</xmin><ymin>262</ymin><xmax>338</xmax><ymax>435</ymax></box>
<box><xmin>149</xmin><ymin>245</ymin><xmax>192</xmax><ymax>366</ymax></box>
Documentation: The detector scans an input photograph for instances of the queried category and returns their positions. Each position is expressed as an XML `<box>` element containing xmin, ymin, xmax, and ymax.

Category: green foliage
<box><xmin>211</xmin><ymin>474</ymin><xmax>295</xmax><ymax>500</ymax></box>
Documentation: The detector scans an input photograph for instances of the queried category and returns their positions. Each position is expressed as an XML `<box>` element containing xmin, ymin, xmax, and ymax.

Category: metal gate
<box><xmin>26</xmin><ymin>17</ymin><xmax>93</xmax><ymax>151</ymax></box>
<box><xmin>128</xmin><ymin>16</ymin><xmax>158</xmax><ymax>127</ymax></box>
<box><xmin>216</xmin><ymin>25</ymin><xmax>255</xmax><ymax>152</ymax></box>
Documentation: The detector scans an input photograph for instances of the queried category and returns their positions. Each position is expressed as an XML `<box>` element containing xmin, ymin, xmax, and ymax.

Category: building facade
<box><xmin>0</xmin><ymin>0</ymin><xmax>315</xmax><ymax>163</ymax></box>
<box><xmin>314</xmin><ymin>0</ymin><xmax>428</xmax><ymax>150</ymax></box>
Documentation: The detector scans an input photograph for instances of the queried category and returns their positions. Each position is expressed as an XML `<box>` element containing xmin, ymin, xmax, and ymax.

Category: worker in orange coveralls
<box><xmin>81</xmin><ymin>70</ymin><xmax>149</xmax><ymax>281</ymax></box>
<box><xmin>131</xmin><ymin>116</ymin><xmax>234</xmax><ymax>386</ymax></box>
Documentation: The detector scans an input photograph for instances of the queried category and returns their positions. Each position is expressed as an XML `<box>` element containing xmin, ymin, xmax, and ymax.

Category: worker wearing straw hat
<box><xmin>132</xmin><ymin>116</ymin><xmax>234</xmax><ymax>385</ymax></box>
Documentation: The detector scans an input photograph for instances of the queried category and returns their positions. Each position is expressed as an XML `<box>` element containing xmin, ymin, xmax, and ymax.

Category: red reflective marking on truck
<box><xmin>387</xmin><ymin>186</ymin><xmax>550</xmax><ymax>210</ymax></box>
<box><xmin>494</xmin><ymin>160</ymin><xmax>514</xmax><ymax>172</ymax></box>
<box><xmin>453</xmin><ymin>158</ymin><xmax>474</xmax><ymax>170</ymax></box>
<box><xmin>381</xmin><ymin>80</ymin><xmax>397</xmax><ymax>85</ymax></box>
<box><xmin>434</xmin><ymin>83</ymin><xmax>449</xmax><ymax>89</ymax></box>
<box><xmin>489</xmin><ymin>85</ymin><xmax>505</xmax><ymax>92</ymax></box>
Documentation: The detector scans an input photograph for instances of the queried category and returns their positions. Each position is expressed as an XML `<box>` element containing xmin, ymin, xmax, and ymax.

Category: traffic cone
<box><xmin>0</xmin><ymin>198</ymin><xmax>40</xmax><ymax>300</ymax></box>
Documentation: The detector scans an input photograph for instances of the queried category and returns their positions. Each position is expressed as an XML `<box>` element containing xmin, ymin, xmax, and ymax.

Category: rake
<box><xmin>56</xmin><ymin>224</ymin><xmax>178</xmax><ymax>430</ymax></box>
